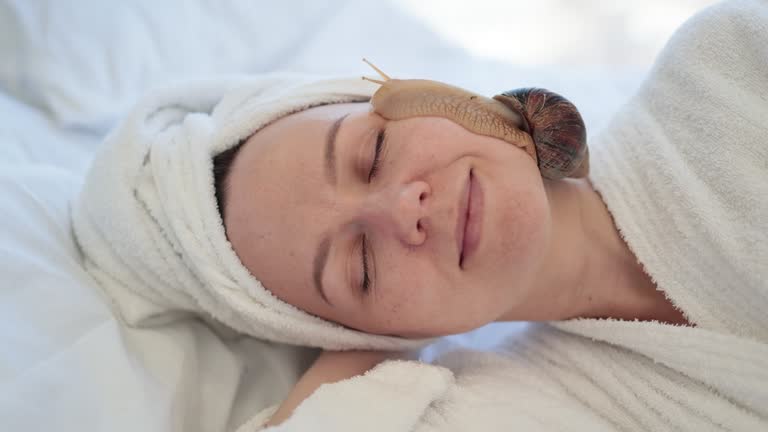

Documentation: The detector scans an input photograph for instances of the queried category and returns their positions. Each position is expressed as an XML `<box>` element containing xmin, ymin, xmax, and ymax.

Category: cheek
<box><xmin>366</xmin><ymin>256</ymin><xmax>447</xmax><ymax>331</ymax></box>
<box><xmin>477</xmin><ymin>137</ymin><xmax>551</xmax><ymax>269</ymax></box>
<box><xmin>493</xmin><ymin>173</ymin><xmax>551</xmax><ymax>279</ymax></box>
<box><xmin>372</xmin><ymin>256</ymin><xmax>496</xmax><ymax>337</ymax></box>
<box><xmin>377</xmin><ymin>257</ymin><xmax>434</xmax><ymax>310</ymax></box>
<box><xmin>397</xmin><ymin>117</ymin><xmax>471</xmax><ymax>162</ymax></box>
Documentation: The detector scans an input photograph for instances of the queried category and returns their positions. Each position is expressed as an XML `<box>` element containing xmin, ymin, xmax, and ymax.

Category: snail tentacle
<box><xmin>362</xmin><ymin>58</ymin><xmax>391</xmax><ymax>80</ymax></box>
<box><xmin>362</xmin><ymin>76</ymin><xmax>387</xmax><ymax>85</ymax></box>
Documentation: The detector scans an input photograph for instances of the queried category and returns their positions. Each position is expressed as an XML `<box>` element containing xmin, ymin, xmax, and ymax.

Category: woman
<box><xmin>213</xmin><ymin>79</ymin><xmax>689</xmax><ymax>428</ymax></box>
<box><xmin>72</xmin><ymin>0</ymin><xmax>768</xmax><ymax>429</ymax></box>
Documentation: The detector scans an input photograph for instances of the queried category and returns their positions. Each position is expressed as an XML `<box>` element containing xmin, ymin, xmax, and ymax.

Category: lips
<box><xmin>456</xmin><ymin>169</ymin><xmax>484</xmax><ymax>268</ymax></box>
<box><xmin>455</xmin><ymin>171</ymin><xmax>471</xmax><ymax>266</ymax></box>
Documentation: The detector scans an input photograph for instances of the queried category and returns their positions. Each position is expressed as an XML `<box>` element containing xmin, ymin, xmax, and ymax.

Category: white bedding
<box><xmin>1</xmin><ymin>1</ymin><xmax>659</xmax><ymax>431</ymax></box>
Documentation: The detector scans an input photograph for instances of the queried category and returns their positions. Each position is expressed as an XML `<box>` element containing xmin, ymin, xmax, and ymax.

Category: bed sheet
<box><xmin>0</xmin><ymin>1</ymin><xmax>647</xmax><ymax>431</ymax></box>
<box><xmin>0</xmin><ymin>164</ymin><xmax>319</xmax><ymax>432</ymax></box>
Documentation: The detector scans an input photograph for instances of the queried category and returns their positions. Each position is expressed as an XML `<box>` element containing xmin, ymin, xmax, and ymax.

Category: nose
<box><xmin>361</xmin><ymin>180</ymin><xmax>431</xmax><ymax>246</ymax></box>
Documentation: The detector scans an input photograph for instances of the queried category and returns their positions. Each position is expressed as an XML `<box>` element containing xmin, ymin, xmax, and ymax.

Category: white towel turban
<box><xmin>71</xmin><ymin>74</ymin><xmax>433</xmax><ymax>351</ymax></box>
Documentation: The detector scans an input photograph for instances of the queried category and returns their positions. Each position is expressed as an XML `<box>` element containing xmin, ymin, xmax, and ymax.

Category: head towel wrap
<box><xmin>72</xmin><ymin>74</ymin><xmax>432</xmax><ymax>351</ymax></box>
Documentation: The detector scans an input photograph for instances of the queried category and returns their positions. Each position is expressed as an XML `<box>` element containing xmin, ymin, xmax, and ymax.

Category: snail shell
<box><xmin>494</xmin><ymin>88</ymin><xmax>589</xmax><ymax>179</ymax></box>
<box><xmin>362</xmin><ymin>60</ymin><xmax>589</xmax><ymax>180</ymax></box>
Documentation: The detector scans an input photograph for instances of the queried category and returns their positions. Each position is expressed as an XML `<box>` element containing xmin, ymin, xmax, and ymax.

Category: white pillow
<box><xmin>0</xmin><ymin>0</ymin><xmax>341</xmax><ymax>129</ymax></box>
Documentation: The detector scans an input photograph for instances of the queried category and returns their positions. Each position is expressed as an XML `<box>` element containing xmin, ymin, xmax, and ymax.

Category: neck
<box><xmin>499</xmin><ymin>177</ymin><xmax>689</xmax><ymax>325</ymax></box>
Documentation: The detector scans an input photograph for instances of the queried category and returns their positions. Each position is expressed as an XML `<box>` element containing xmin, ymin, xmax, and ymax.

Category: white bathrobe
<box><xmin>248</xmin><ymin>0</ymin><xmax>768</xmax><ymax>430</ymax></box>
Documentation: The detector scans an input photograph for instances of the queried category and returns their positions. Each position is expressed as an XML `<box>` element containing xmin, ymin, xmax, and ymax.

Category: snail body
<box><xmin>362</xmin><ymin>59</ymin><xmax>589</xmax><ymax>180</ymax></box>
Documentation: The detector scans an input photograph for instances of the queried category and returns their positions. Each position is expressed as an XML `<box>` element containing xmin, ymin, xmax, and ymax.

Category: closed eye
<box><xmin>361</xmin><ymin>234</ymin><xmax>372</xmax><ymax>294</ymax></box>
<box><xmin>361</xmin><ymin>126</ymin><xmax>387</xmax><ymax>294</ymax></box>
<box><xmin>367</xmin><ymin>128</ymin><xmax>386</xmax><ymax>182</ymax></box>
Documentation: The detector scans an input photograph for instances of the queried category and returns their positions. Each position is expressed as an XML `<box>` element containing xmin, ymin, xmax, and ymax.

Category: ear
<box><xmin>494</xmin><ymin>88</ymin><xmax>589</xmax><ymax>180</ymax></box>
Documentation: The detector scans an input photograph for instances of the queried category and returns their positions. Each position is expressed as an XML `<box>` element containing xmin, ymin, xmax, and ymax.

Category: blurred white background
<box><xmin>1</xmin><ymin>0</ymin><xmax>725</xmax><ymax>167</ymax></box>
<box><xmin>393</xmin><ymin>0</ymin><xmax>718</xmax><ymax>67</ymax></box>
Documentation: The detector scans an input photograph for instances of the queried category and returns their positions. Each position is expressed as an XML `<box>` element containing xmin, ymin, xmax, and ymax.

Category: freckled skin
<box><xmin>225</xmin><ymin>69</ymin><xmax>589</xmax><ymax>338</ymax></box>
<box><xmin>225</xmin><ymin>102</ymin><xmax>552</xmax><ymax>338</ymax></box>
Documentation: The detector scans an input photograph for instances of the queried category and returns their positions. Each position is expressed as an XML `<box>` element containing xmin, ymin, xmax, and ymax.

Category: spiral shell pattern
<box><xmin>494</xmin><ymin>88</ymin><xmax>589</xmax><ymax>179</ymax></box>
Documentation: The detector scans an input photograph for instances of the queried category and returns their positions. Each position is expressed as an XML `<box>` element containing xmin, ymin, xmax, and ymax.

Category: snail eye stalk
<box><xmin>361</xmin><ymin>58</ymin><xmax>391</xmax><ymax>84</ymax></box>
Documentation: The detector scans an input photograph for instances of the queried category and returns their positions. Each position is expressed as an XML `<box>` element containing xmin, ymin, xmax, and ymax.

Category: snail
<box><xmin>361</xmin><ymin>59</ymin><xmax>589</xmax><ymax>180</ymax></box>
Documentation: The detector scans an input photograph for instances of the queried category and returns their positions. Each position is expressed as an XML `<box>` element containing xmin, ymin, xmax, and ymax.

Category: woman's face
<box><xmin>225</xmin><ymin>102</ymin><xmax>551</xmax><ymax>338</ymax></box>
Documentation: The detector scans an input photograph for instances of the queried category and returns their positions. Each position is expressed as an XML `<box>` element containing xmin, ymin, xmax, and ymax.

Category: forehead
<box><xmin>222</xmin><ymin>103</ymin><xmax>366</xmax><ymax>305</ymax></box>
<box><xmin>235</xmin><ymin>102</ymin><xmax>370</xmax><ymax>181</ymax></box>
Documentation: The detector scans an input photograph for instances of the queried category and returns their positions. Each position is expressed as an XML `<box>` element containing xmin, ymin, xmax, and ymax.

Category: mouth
<box><xmin>456</xmin><ymin>169</ymin><xmax>484</xmax><ymax>268</ymax></box>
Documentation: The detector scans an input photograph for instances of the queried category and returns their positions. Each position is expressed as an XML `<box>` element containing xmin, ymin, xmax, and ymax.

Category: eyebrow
<box><xmin>315</xmin><ymin>114</ymin><xmax>348</xmax><ymax>306</ymax></box>
<box><xmin>324</xmin><ymin>113</ymin><xmax>348</xmax><ymax>186</ymax></box>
